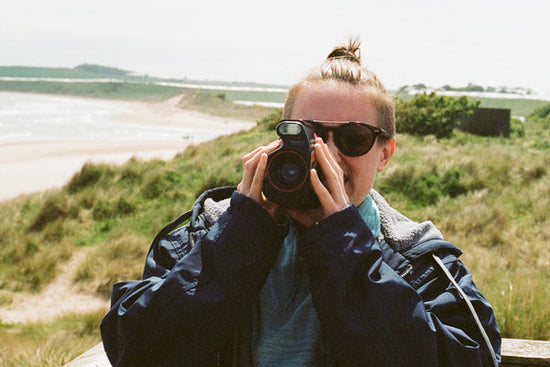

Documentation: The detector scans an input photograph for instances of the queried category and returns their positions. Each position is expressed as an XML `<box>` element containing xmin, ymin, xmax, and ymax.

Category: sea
<box><xmin>0</xmin><ymin>92</ymin><xmax>222</xmax><ymax>144</ymax></box>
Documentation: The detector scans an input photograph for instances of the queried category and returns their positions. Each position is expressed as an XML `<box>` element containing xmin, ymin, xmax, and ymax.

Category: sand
<box><xmin>0</xmin><ymin>94</ymin><xmax>255</xmax><ymax>201</ymax></box>
<box><xmin>0</xmin><ymin>249</ymin><xmax>110</xmax><ymax>324</ymax></box>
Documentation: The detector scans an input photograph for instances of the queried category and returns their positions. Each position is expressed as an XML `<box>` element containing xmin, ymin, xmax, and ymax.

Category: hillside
<box><xmin>0</xmin><ymin>80</ymin><xmax>549</xmax><ymax>365</ymax></box>
<box><xmin>0</xmin><ymin>64</ymin><xmax>132</xmax><ymax>79</ymax></box>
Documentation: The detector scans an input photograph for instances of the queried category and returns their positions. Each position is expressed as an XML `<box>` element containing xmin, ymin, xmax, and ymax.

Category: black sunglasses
<box><xmin>284</xmin><ymin>119</ymin><xmax>390</xmax><ymax>157</ymax></box>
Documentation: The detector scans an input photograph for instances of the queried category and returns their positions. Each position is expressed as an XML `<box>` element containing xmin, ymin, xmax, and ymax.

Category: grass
<box><xmin>0</xmin><ymin>89</ymin><xmax>549</xmax><ymax>365</ymax></box>
<box><xmin>375</xmin><ymin>121</ymin><xmax>550</xmax><ymax>340</ymax></box>
<box><xmin>0</xmin><ymin>310</ymin><xmax>107</xmax><ymax>367</ymax></box>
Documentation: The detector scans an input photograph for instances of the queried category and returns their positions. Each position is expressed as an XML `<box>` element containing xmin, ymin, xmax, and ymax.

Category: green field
<box><xmin>0</xmin><ymin>71</ymin><xmax>549</xmax><ymax>365</ymax></box>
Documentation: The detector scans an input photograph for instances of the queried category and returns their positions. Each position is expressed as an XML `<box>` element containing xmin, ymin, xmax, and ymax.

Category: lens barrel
<box><xmin>263</xmin><ymin>120</ymin><xmax>320</xmax><ymax>209</ymax></box>
<box><xmin>267</xmin><ymin>151</ymin><xmax>308</xmax><ymax>192</ymax></box>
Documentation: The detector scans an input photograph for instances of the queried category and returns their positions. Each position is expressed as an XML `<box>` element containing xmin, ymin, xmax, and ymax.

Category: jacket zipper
<box><xmin>400</xmin><ymin>263</ymin><xmax>413</xmax><ymax>279</ymax></box>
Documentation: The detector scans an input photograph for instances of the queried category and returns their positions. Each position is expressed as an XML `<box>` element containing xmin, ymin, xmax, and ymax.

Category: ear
<box><xmin>377</xmin><ymin>138</ymin><xmax>395</xmax><ymax>172</ymax></box>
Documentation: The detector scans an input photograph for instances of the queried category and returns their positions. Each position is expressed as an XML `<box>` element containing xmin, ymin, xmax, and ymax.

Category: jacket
<box><xmin>100</xmin><ymin>186</ymin><xmax>501</xmax><ymax>366</ymax></box>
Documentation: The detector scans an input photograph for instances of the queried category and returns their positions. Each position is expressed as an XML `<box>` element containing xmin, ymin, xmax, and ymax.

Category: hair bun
<box><xmin>326</xmin><ymin>39</ymin><xmax>361</xmax><ymax>64</ymax></box>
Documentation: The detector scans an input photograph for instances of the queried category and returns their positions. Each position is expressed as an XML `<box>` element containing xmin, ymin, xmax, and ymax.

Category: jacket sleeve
<box><xmin>303</xmin><ymin>205</ymin><xmax>501</xmax><ymax>367</ymax></box>
<box><xmin>100</xmin><ymin>191</ymin><xmax>286</xmax><ymax>367</ymax></box>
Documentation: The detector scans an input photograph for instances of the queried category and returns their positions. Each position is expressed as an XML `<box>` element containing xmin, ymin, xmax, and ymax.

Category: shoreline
<box><xmin>0</xmin><ymin>140</ymin><xmax>188</xmax><ymax>201</ymax></box>
<box><xmin>0</xmin><ymin>92</ymin><xmax>255</xmax><ymax>201</ymax></box>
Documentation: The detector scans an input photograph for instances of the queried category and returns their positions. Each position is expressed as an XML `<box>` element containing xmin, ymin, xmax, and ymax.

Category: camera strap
<box><xmin>432</xmin><ymin>254</ymin><xmax>499</xmax><ymax>367</ymax></box>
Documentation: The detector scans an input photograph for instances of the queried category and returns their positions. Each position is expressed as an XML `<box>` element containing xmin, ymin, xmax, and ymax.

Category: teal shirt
<box><xmin>252</xmin><ymin>195</ymin><xmax>380</xmax><ymax>366</ymax></box>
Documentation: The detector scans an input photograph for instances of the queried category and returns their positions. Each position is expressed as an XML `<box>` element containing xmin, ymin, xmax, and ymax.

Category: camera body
<box><xmin>264</xmin><ymin>120</ymin><xmax>320</xmax><ymax>209</ymax></box>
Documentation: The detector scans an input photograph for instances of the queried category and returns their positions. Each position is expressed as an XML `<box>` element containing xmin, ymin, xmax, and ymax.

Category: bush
<box><xmin>396</xmin><ymin>92</ymin><xmax>480</xmax><ymax>139</ymax></box>
<box><xmin>529</xmin><ymin>102</ymin><xmax>550</xmax><ymax>119</ymax></box>
<box><xmin>510</xmin><ymin>118</ymin><xmax>525</xmax><ymax>137</ymax></box>
<box><xmin>528</xmin><ymin>102</ymin><xmax>550</xmax><ymax>126</ymax></box>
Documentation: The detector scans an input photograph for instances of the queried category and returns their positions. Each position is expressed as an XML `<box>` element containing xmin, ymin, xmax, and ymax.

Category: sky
<box><xmin>1</xmin><ymin>0</ymin><xmax>549</xmax><ymax>96</ymax></box>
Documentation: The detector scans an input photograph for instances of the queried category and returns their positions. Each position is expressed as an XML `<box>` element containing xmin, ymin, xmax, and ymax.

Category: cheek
<box><xmin>346</xmin><ymin>155</ymin><xmax>376</xmax><ymax>181</ymax></box>
<box><xmin>345</xmin><ymin>156</ymin><xmax>378</xmax><ymax>193</ymax></box>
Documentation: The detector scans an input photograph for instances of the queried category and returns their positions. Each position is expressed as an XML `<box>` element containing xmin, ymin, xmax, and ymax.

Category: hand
<box><xmin>237</xmin><ymin>140</ymin><xmax>282</xmax><ymax>219</ymax></box>
<box><xmin>285</xmin><ymin>137</ymin><xmax>350</xmax><ymax>227</ymax></box>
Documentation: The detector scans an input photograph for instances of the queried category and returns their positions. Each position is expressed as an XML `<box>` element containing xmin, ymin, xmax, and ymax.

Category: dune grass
<box><xmin>377</xmin><ymin>124</ymin><xmax>549</xmax><ymax>340</ymax></box>
<box><xmin>0</xmin><ymin>310</ymin><xmax>108</xmax><ymax>367</ymax></box>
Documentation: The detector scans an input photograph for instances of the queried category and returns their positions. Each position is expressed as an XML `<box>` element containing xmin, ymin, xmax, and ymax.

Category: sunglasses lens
<box><xmin>307</xmin><ymin>121</ymin><xmax>379</xmax><ymax>157</ymax></box>
<box><xmin>313</xmin><ymin>124</ymin><xmax>328</xmax><ymax>141</ymax></box>
<box><xmin>334</xmin><ymin>124</ymin><xmax>375</xmax><ymax>156</ymax></box>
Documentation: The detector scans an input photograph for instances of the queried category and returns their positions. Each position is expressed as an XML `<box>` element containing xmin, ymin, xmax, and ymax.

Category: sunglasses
<box><xmin>284</xmin><ymin>119</ymin><xmax>390</xmax><ymax>157</ymax></box>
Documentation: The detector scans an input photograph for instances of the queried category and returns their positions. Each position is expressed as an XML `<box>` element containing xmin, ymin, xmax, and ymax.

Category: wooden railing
<box><xmin>500</xmin><ymin>339</ymin><xmax>550</xmax><ymax>367</ymax></box>
<box><xmin>64</xmin><ymin>338</ymin><xmax>550</xmax><ymax>367</ymax></box>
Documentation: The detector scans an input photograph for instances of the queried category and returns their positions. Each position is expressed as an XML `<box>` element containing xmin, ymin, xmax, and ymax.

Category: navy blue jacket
<box><xmin>101</xmin><ymin>187</ymin><xmax>501</xmax><ymax>366</ymax></box>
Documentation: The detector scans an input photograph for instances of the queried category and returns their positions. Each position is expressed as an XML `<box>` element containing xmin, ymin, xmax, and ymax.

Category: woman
<box><xmin>101</xmin><ymin>39</ymin><xmax>501</xmax><ymax>366</ymax></box>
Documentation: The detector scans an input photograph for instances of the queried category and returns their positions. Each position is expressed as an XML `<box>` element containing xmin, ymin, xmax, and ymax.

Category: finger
<box><xmin>242</xmin><ymin>140</ymin><xmax>279</xmax><ymax>168</ymax></box>
<box><xmin>243</xmin><ymin>141</ymin><xmax>280</xmax><ymax>168</ymax></box>
<box><xmin>313</xmin><ymin>141</ymin><xmax>349</xmax><ymax>207</ymax></box>
<box><xmin>241</xmin><ymin>151</ymin><xmax>259</xmax><ymax>181</ymax></box>
<box><xmin>270</xmin><ymin>138</ymin><xmax>282</xmax><ymax>147</ymax></box>
<box><xmin>315</xmin><ymin>137</ymin><xmax>340</xmax><ymax>169</ymax></box>
<box><xmin>244</xmin><ymin>140</ymin><xmax>281</xmax><ymax>186</ymax></box>
<box><xmin>315</xmin><ymin>142</ymin><xmax>344</xmax><ymax>192</ymax></box>
<box><xmin>310</xmin><ymin>168</ymin><xmax>338</xmax><ymax>213</ymax></box>
<box><xmin>243</xmin><ymin>145</ymin><xmax>264</xmax><ymax>162</ymax></box>
<box><xmin>250</xmin><ymin>153</ymin><xmax>268</xmax><ymax>200</ymax></box>
<box><xmin>241</xmin><ymin>149</ymin><xmax>264</xmax><ymax>193</ymax></box>
<box><xmin>241</xmin><ymin>140</ymin><xmax>279</xmax><ymax>193</ymax></box>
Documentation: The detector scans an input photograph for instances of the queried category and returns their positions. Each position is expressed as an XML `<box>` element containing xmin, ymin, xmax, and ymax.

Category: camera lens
<box><xmin>267</xmin><ymin>151</ymin><xmax>307</xmax><ymax>191</ymax></box>
<box><xmin>278</xmin><ymin>161</ymin><xmax>301</xmax><ymax>184</ymax></box>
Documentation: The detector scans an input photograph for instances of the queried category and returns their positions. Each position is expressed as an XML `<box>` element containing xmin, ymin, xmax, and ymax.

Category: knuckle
<box><xmin>244</xmin><ymin>160</ymin><xmax>255</xmax><ymax>169</ymax></box>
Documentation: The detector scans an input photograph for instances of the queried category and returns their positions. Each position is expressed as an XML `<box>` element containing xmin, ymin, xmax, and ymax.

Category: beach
<box><xmin>0</xmin><ymin>93</ymin><xmax>255</xmax><ymax>201</ymax></box>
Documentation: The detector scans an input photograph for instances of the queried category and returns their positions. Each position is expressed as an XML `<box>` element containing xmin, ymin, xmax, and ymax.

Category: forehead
<box><xmin>290</xmin><ymin>80</ymin><xmax>378</xmax><ymax>125</ymax></box>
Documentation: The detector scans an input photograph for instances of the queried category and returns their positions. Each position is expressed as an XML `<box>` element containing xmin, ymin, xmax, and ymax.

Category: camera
<box><xmin>263</xmin><ymin>120</ymin><xmax>320</xmax><ymax>209</ymax></box>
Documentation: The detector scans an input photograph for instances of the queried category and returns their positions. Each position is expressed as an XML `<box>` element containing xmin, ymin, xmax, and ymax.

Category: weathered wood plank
<box><xmin>501</xmin><ymin>338</ymin><xmax>550</xmax><ymax>366</ymax></box>
<box><xmin>63</xmin><ymin>343</ymin><xmax>111</xmax><ymax>367</ymax></box>
<box><xmin>64</xmin><ymin>338</ymin><xmax>550</xmax><ymax>367</ymax></box>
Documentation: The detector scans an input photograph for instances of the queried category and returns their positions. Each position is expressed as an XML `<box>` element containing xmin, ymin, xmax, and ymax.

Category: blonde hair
<box><xmin>283</xmin><ymin>39</ymin><xmax>395</xmax><ymax>139</ymax></box>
